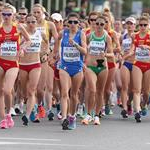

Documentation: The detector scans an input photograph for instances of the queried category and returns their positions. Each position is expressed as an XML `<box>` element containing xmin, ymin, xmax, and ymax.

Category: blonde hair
<box><xmin>102</xmin><ymin>8</ymin><xmax>114</xmax><ymax>27</ymax></box>
<box><xmin>33</xmin><ymin>3</ymin><xmax>46</xmax><ymax>12</ymax></box>
<box><xmin>139</xmin><ymin>13</ymin><xmax>149</xmax><ymax>22</ymax></box>
<box><xmin>4</xmin><ymin>3</ymin><xmax>16</xmax><ymax>13</ymax></box>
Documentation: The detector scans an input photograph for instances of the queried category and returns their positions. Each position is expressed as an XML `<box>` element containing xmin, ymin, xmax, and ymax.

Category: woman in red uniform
<box><xmin>0</xmin><ymin>5</ymin><xmax>30</xmax><ymax>129</ymax></box>
<box><xmin>132</xmin><ymin>14</ymin><xmax>150</xmax><ymax>122</ymax></box>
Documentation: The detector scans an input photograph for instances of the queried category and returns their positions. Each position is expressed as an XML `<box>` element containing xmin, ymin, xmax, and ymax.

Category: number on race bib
<box><xmin>63</xmin><ymin>47</ymin><xmax>80</xmax><ymax>62</ymax></box>
<box><xmin>0</xmin><ymin>42</ymin><xmax>17</xmax><ymax>56</ymax></box>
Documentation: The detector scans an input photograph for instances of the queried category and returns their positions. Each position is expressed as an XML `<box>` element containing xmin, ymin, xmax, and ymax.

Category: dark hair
<box><xmin>67</xmin><ymin>12</ymin><xmax>79</xmax><ymax>20</ymax></box>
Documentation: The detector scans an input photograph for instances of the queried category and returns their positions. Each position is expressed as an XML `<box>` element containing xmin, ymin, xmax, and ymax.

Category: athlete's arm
<box><xmin>18</xmin><ymin>24</ymin><xmax>31</xmax><ymax>49</ymax></box>
<box><xmin>105</xmin><ymin>34</ymin><xmax>114</xmax><ymax>58</ymax></box>
<box><xmin>41</xmin><ymin>32</ymin><xmax>48</xmax><ymax>45</ymax></box>
<box><xmin>70</xmin><ymin>31</ymin><xmax>87</xmax><ymax>55</ymax></box>
<box><xmin>49</xmin><ymin>21</ymin><xmax>59</xmax><ymax>57</ymax></box>
<box><xmin>112</xmin><ymin>31</ymin><xmax>121</xmax><ymax>53</ymax></box>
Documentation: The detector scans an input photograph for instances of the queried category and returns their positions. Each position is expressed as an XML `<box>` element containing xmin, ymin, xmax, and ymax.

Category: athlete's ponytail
<box><xmin>139</xmin><ymin>13</ymin><xmax>149</xmax><ymax>22</ymax></box>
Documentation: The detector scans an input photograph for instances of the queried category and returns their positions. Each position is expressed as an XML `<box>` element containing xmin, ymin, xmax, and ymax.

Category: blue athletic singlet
<box><xmin>60</xmin><ymin>29</ymin><xmax>83</xmax><ymax>76</ymax></box>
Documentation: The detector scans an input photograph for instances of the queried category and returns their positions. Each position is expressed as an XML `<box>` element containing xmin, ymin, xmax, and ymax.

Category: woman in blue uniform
<box><xmin>59</xmin><ymin>13</ymin><xmax>87</xmax><ymax>130</ymax></box>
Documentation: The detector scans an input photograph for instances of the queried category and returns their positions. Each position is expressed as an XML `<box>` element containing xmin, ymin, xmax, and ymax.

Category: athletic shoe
<box><xmin>62</xmin><ymin>118</ymin><xmax>69</xmax><ymax>130</ymax></box>
<box><xmin>6</xmin><ymin>114</ymin><xmax>14</xmax><ymax>128</ymax></box>
<box><xmin>140</xmin><ymin>107</ymin><xmax>148</xmax><ymax>116</ymax></box>
<box><xmin>15</xmin><ymin>104</ymin><xmax>21</xmax><ymax>114</ymax></box>
<box><xmin>0</xmin><ymin>119</ymin><xmax>8</xmax><ymax>129</ymax></box>
<box><xmin>57</xmin><ymin>111</ymin><xmax>62</xmax><ymax>120</ymax></box>
<box><xmin>47</xmin><ymin>110</ymin><xmax>54</xmax><ymax>121</ymax></box>
<box><xmin>9</xmin><ymin>107</ymin><xmax>17</xmax><ymax>116</ymax></box>
<box><xmin>33</xmin><ymin>114</ymin><xmax>40</xmax><ymax>123</ymax></box>
<box><xmin>94</xmin><ymin>116</ymin><xmax>101</xmax><ymax>125</ymax></box>
<box><xmin>135</xmin><ymin>113</ymin><xmax>141</xmax><ymax>123</ymax></box>
<box><xmin>30</xmin><ymin>111</ymin><xmax>36</xmax><ymax>122</ymax></box>
<box><xmin>38</xmin><ymin>105</ymin><xmax>46</xmax><ymax>118</ymax></box>
<box><xmin>22</xmin><ymin>115</ymin><xmax>29</xmax><ymax>126</ymax></box>
<box><xmin>68</xmin><ymin>116</ymin><xmax>76</xmax><ymax>130</ymax></box>
<box><xmin>81</xmin><ymin>114</ymin><xmax>93</xmax><ymax>125</ymax></box>
<box><xmin>121</xmin><ymin>110</ymin><xmax>128</xmax><ymax>118</ymax></box>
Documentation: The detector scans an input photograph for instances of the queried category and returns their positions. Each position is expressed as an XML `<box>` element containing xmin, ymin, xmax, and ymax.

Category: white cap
<box><xmin>51</xmin><ymin>13</ymin><xmax>63</xmax><ymax>22</ymax></box>
<box><xmin>125</xmin><ymin>17</ymin><xmax>136</xmax><ymax>24</ymax></box>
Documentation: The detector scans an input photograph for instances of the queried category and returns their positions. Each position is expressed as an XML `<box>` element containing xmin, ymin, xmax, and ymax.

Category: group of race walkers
<box><xmin>0</xmin><ymin>1</ymin><xmax>150</xmax><ymax>130</ymax></box>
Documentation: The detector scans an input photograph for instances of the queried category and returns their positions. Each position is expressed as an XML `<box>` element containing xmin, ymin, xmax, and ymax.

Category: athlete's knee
<box><xmin>0</xmin><ymin>88</ymin><xmax>4</xmax><ymax>95</ymax></box>
<box><xmin>132</xmin><ymin>88</ymin><xmax>141</xmax><ymax>94</ymax></box>
<box><xmin>46</xmin><ymin>85</ymin><xmax>53</xmax><ymax>93</ymax></box>
<box><xmin>121</xmin><ymin>85</ymin><xmax>128</xmax><ymax>91</ymax></box>
<box><xmin>3</xmin><ymin>88</ymin><xmax>12</xmax><ymax>96</ymax></box>
<box><xmin>28</xmin><ymin>87</ymin><xmax>36</xmax><ymax>97</ymax></box>
<box><xmin>61</xmin><ymin>91</ymin><xmax>69</xmax><ymax>100</ymax></box>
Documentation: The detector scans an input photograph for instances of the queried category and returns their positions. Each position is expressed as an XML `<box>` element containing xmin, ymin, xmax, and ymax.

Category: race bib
<box><xmin>1</xmin><ymin>41</ymin><xmax>17</xmax><ymax>56</ymax></box>
<box><xmin>36</xmin><ymin>27</ymin><xmax>46</xmax><ymax>34</ymax></box>
<box><xmin>122</xmin><ymin>38</ymin><xmax>132</xmax><ymax>52</ymax></box>
<box><xmin>63</xmin><ymin>47</ymin><xmax>80</xmax><ymax>62</ymax></box>
<box><xmin>89</xmin><ymin>41</ymin><xmax>105</xmax><ymax>55</ymax></box>
<box><xmin>135</xmin><ymin>47</ymin><xmax>150</xmax><ymax>61</ymax></box>
<box><xmin>26</xmin><ymin>38</ymin><xmax>41</xmax><ymax>53</ymax></box>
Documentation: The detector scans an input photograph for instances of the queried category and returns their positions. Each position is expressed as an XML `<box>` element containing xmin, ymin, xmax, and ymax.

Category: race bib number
<box><xmin>1</xmin><ymin>42</ymin><xmax>17</xmax><ymax>56</ymax></box>
<box><xmin>63</xmin><ymin>47</ymin><xmax>80</xmax><ymax>62</ymax></box>
<box><xmin>26</xmin><ymin>38</ymin><xmax>41</xmax><ymax>53</ymax></box>
<box><xmin>122</xmin><ymin>38</ymin><xmax>132</xmax><ymax>52</ymax></box>
<box><xmin>135</xmin><ymin>47</ymin><xmax>150</xmax><ymax>61</ymax></box>
<box><xmin>89</xmin><ymin>41</ymin><xmax>105</xmax><ymax>55</ymax></box>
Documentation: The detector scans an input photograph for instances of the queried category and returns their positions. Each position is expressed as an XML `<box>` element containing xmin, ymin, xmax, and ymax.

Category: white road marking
<box><xmin>146</xmin><ymin>143</ymin><xmax>150</xmax><ymax>145</ymax></box>
<box><xmin>0</xmin><ymin>141</ymin><xmax>89</xmax><ymax>147</ymax></box>
<box><xmin>0</xmin><ymin>137</ymin><xmax>61</xmax><ymax>141</ymax></box>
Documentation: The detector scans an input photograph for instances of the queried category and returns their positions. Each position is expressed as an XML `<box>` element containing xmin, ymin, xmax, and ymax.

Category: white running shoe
<box><xmin>9</xmin><ymin>107</ymin><xmax>17</xmax><ymax>116</ymax></box>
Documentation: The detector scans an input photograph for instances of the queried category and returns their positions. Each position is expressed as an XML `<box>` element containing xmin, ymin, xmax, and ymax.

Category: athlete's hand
<box><xmin>48</xmin><ymin>58</ymin><xmax>55</xmax><ymax>67</ymax></box>
<box><xmin>69</xmin><ymin>38</ymin><xmax>74</xmax><ymax>46</ymax></box>
<box><xmin>18</xmin><ymin>49</ymin><xmax>24</xmax><ymax>57</ymax></box>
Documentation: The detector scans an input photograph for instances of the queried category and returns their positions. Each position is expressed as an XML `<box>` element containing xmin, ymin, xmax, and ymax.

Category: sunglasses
<box><xmin>139</xmin><ymin>24</ymin><xmax>148</xmax><ymax>27</ymax></box>
<box><xmin>19</xmin><ymin>13</ymin><xmax>27</xmax><ymax>16</ymax></box>
<box><xmin>2</xmin><ymin>13</ymin><xmax>12</xmax><ymax>17</ymax></box>
<box><xmin>68</xmin><ymin>20</ymin><xmax>78</xmax><ymax>24</ymax></box>
<box><xmin>96</xmin><ymin>22</ymin><xmax>105</xmax><ymax>26</ymax></box>
<box><xmin>27</xmin><ymin>21</ymin><xmax>36</xmax><ymax>24</ymax></box>
<box><xmin>126</xmin><ymin>22</ymin><xmax>134</xmax><ymax>25</ymax></box>
<box><xmin>90</xmin><ymin>19</ymin><xmax>96</xmax><ymax>22</ymax></box>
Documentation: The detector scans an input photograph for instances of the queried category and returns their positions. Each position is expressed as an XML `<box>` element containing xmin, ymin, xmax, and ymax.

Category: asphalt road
<box><xmin>0</xmin><ymin>106</ymin><xmax>150</xmax><ymax>150</ymax></box>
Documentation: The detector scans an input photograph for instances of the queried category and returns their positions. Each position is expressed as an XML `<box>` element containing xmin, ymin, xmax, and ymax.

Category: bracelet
<box><xmin>73</xmin><ymin>41</ymin><xmax>78</xmax><ymax>48</ymax></box>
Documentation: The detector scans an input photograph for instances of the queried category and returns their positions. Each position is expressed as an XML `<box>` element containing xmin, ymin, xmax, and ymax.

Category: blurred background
<box><xmin>1</xmin><ymin>0</ymin><xmax>150</xmax><ymax>18</ymax></box>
